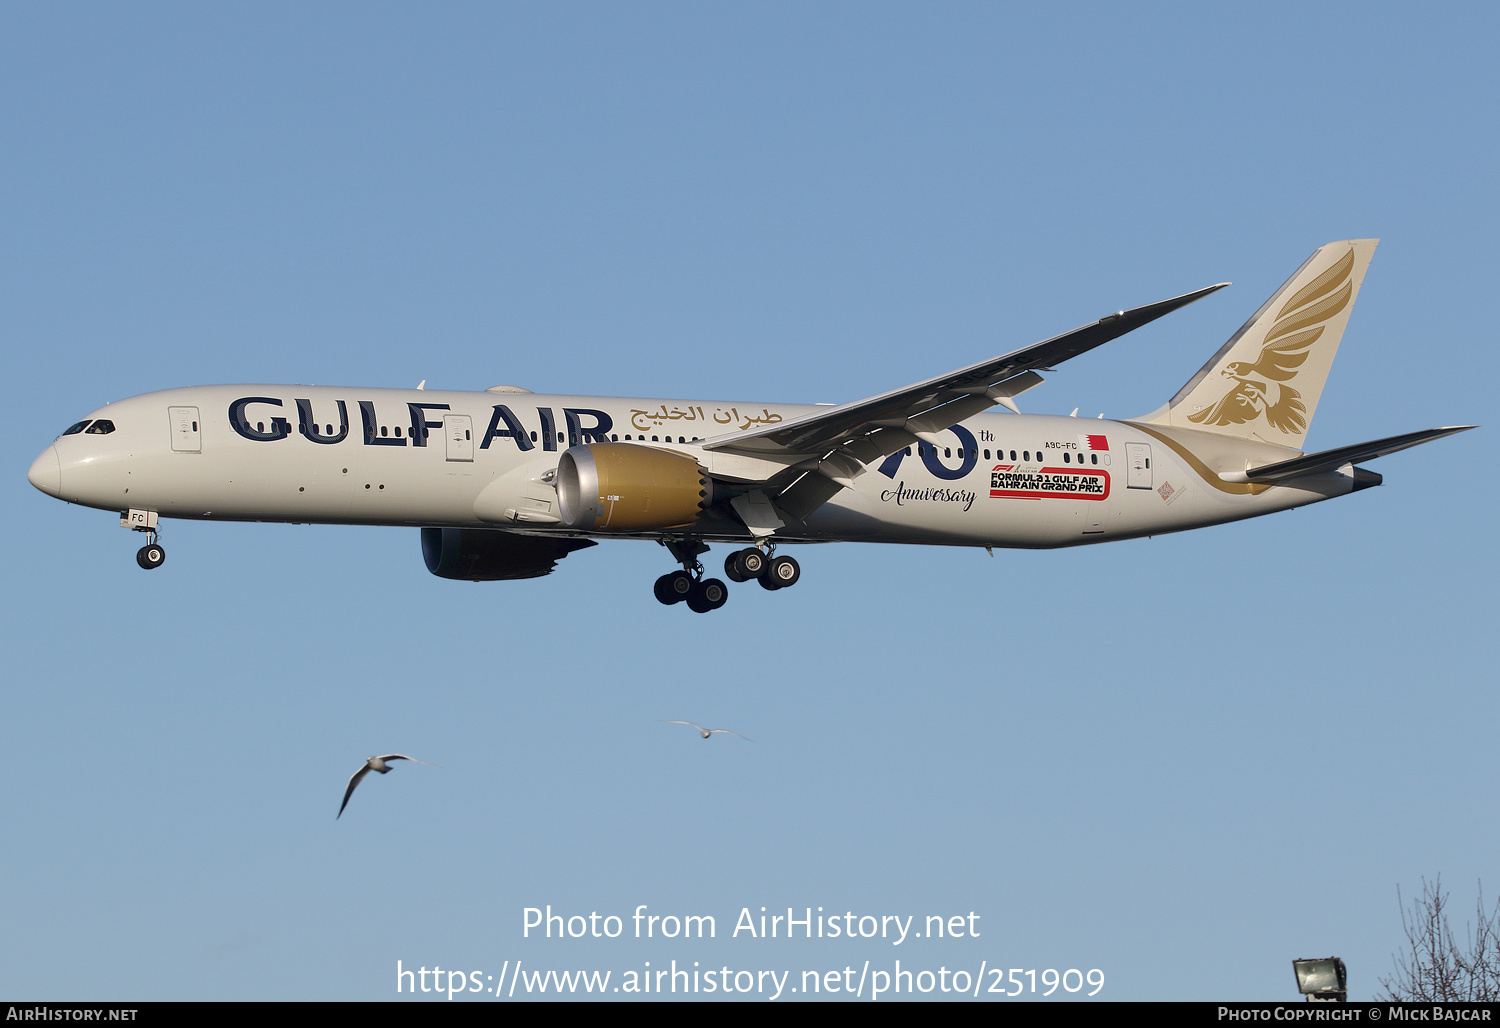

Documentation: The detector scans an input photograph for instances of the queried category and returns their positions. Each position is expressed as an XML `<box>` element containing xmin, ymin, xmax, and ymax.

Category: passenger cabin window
<box><xmin>63</xmin><ymin>421</ymin><xmax>91</xmax><ymax>435</ymax></box>
<box><xmin>85</xmin><ymin>420</ymin><xmax>116</xmax><ymax>435</ymax></box>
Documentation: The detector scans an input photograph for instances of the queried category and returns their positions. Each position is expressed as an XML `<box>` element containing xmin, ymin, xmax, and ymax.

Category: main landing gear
<box><xmin>653</xmin><ymin>540</ymin><xmax>800</xmax><ymax>613</ymax></box>
<box><xmin>653</xmin><ymin>539</ymin><xmax>726</xmax><ymax>613</ymax></box>
<box><xmin>724</xmin><ymin>547</ymin><xmax>799</xmax><ymax>590</ymax></box>
<box><xmin>654</xmin><ymin>569</ymin><xmax>728</xmax><ymax>613</ymax></box>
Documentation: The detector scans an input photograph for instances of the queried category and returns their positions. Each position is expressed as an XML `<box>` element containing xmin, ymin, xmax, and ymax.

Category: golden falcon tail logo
<box><xmin>1188</xmin><ymin>247</ymin><xmax>1355</xmax><ymax>434</ymax></box>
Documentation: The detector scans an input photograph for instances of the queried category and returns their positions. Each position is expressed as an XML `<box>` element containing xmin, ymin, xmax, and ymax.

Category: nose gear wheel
<box><xmin>136</xmin><ymin>542</ymin><xmax>165</xmax><ymax>570</ymax></box>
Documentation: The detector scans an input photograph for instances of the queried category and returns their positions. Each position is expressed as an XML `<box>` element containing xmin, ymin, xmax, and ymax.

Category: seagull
<box><xmin>338</xmin><ymin>754</ymin><xmax>438</xmax><ymax>819</ymax></box>
<box><xmin>659</xmin><ymin>720</ymin><xmax>751</xmax><ymax>741</ymax></box>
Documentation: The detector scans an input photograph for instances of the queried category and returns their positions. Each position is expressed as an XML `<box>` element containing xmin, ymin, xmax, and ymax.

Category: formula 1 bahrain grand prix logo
<box><xmin>1186</xmin><ymin>246</ymin><xmax>1355</xmax><ymax>436</ymax></box>
<box><xmin>989</xmin><ymin>464</ymin><xmax>1110</xmax><ymax>501</ymax></box>
<box><xmin>989</xmin><ymin>433</ymin><xmax>1111</xmax><ymax>501</ymax></box>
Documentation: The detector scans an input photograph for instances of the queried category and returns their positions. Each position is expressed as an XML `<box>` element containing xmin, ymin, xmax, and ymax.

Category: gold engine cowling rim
<box><xmin>556</xmin><ymin>443</ymin><xmax>710</xmax><ymax>532</ymax></box>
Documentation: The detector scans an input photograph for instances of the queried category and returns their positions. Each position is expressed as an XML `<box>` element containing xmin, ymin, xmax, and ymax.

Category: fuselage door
<box><xmin>444</xmin><ymin>415</ymin><xmax>474</xmax><ymax>462</ymax></box>
<box><xmin>1125</xmin><ymin>442</ymin><xmax>1152</xmax><ymax>489</ymax></box>
<box><xmin>169</xmin><ymin>406</ymin><xmax>201</xmax><ymax>452</ymax></box>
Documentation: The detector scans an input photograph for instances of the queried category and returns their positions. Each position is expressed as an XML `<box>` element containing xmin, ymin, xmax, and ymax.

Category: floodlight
<box><xmin>1292</xmin><ymin>957</ymin><xmax>1347</xmax><ymax>1002</ymax></box>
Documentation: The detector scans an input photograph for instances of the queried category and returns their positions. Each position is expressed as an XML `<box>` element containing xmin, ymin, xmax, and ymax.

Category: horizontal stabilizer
<box><xmin>1222</xmin><ymin>425</ymin><xmax>1476</xmax><ymax>484</ymax></box>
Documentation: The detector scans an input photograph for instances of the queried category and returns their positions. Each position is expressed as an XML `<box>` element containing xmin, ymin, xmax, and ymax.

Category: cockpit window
<box><xmin>62</xmin><ymin>421</ymin><xmax>91</xmax><ymax>435</ymax></box>
<box><xmin>84</xmin><ymin>420</ymin><xmax>116</xmax><ymax>435</ymax></box>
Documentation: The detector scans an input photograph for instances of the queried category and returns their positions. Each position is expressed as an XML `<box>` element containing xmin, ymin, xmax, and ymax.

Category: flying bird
<box><xmin>659</xmin><ymin>720</ymin><xmax>751</xmax><ymax>741</ymax></box>
<box><xmin>337</xmin><ymin>754</ymin><xmax>438</xmax><ymax>819</ymax></box>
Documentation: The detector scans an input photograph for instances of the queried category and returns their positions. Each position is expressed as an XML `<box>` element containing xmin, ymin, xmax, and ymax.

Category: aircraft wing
<box><xmin>702</xmin><ymin>281</ymin><xmax>1229</xmax><ymax>520</ymax></box>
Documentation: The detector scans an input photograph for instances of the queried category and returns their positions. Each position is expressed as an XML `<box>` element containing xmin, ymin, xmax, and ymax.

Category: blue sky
<box><xmin>3</xmin><ymin>2</ymin><xmax>1495</xmax><ymax>1001</ymax></box>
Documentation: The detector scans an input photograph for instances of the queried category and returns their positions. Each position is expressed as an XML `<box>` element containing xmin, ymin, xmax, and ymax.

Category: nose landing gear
<box><xmin>122</xmin><ymin>509</ymin><xmax>165</xmax><ymax>570</ymax></box>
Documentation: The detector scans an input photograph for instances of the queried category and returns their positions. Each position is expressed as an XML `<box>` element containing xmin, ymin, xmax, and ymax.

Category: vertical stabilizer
<box><xmin>1145</xmin><ymin>239</ymin><xmax>1377</xmax><ymax>450</ymax></box>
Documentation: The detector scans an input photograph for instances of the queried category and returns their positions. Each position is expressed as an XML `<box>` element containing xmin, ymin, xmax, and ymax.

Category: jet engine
<box><xmin>555</xmin><ymin>443</ymin><xmax>712</xmax><ymax>532</ymax></box>
<box><xmin>421</xmin><ymin>527</ymin><xmax>596</xmax><ymax>581</ymax></box>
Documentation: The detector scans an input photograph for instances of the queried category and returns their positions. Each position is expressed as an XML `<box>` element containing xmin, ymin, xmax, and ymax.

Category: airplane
<box><xmin>26</xmin><ymin>239</ymin><xmax>1473</xmax><ymax>613</ymax></box>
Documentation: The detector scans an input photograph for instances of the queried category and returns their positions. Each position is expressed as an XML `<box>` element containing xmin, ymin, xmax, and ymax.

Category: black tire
<box><xmin>737</xmin><ymin>548</ymin><xmax>767</xmax><ymax>578</ymax></box>
<box><xmin>136</xmin><ymin>544</ymin><xmax>165</xmax><ymax>570</ymax></box>
<box><xmin>724</xmin><ymin>552</ymin><xmax>748</xmax><ymax>583</ymax></box>
<box><xmin>702</xmin><ymin>578</ymin><xmax>728</xmax><ymax>609</ymax></box>
<box><xmin>654</xmin><ymin>570</ymin><xmax>694</xmax><ymax>605</ymax></box>
<box><xmin>761</xmin><ymin>554</ymin><xmax>799</xmax><ymax>590</ymax></box>
<box><xmin>687</xmin><ymin>578</ymin><xmax>728</xmax><ymax>613</ymax></box>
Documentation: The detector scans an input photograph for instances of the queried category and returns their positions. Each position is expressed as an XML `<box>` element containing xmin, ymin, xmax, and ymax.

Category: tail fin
<box><xmin>1142</xmin><ymin>240</ymin><xmax>1377</xmax><ymax>450</ymax></box>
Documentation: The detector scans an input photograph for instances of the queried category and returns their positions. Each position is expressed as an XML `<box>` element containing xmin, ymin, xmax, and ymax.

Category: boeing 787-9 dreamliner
<box><xmin>27</xmin><ymin>240</ymin><xmax>1473</xmax><ymax>612</ymax></box>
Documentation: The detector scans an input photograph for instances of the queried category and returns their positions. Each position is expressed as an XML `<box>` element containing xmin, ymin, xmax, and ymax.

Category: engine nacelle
<box><xmin>421</xmin><ymin>527</ymin><xmax>595</xmax><ymax>581</ymax></box>
<box><xmin>555</xmin><ymin>443</ymin><xmax>711</xmax><ymax>532</ymax></box>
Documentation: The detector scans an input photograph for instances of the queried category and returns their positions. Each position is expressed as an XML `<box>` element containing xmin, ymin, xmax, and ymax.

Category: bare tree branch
<box><xmin>1381</xmin><ymin>876</ymin><xmax>1500</xmax><ymax>1001</ymax></box>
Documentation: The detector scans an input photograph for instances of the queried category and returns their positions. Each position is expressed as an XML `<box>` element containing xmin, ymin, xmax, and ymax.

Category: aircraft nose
<box><xmin>28</xmin><ymin>445</ymin><xmax>61</xmax><ymax>498</ymax></box>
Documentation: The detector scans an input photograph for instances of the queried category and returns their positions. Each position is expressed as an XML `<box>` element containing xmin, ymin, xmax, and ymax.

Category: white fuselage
<box><xmin>28</xmin><ymin>384</ymin><xmax>1355</xmax><ymax>551</ymax></box>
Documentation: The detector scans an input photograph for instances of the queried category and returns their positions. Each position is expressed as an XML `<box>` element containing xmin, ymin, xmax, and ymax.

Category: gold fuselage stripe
<box><xmin>1128</xmin><ymin>424</ymin><xmax>1274</xmax><ymax>496</ymax></box>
